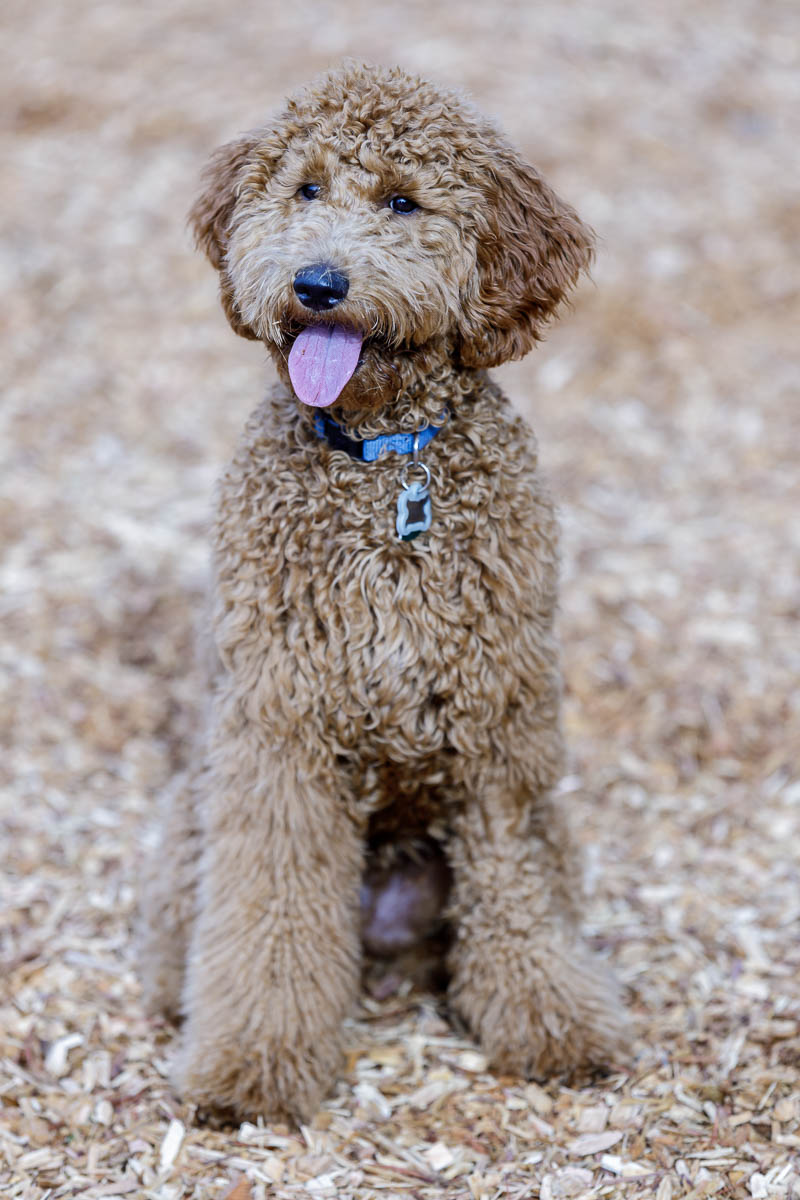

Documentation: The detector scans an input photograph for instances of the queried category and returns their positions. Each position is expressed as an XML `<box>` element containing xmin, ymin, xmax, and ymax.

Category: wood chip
<box><xmin>569</xmin><ymin>1130</ymin><xmax>623</xmax><ymax>1156</ymax></box>
<box><xmin>223</xmin><ymin>1180</ymin><xmax>254</xmax><ymax>1200</ymax></box>
<box><xmin>159</xmin><ymin>1119</ymin><xmax>185</xmax><ymax>1173</ymax></box>
<box><xmin>425</xmin><ymin>1142</ymin><xmax>456</xmax><ymax>1171</ymax></box>
<box><xmin>44</xmin><ymin>1033</ymin><xmax>84</xmax><ymax>1077</ymax></box>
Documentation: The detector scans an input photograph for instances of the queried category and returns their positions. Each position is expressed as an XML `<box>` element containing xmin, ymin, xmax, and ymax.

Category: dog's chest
<box><xmin>281</xmin><ymin>536</ymin><xmax>514</xmax><ymax>757</ymax></box>
<box><xmin>214</xmin><ymin>399</ymin><xmax>558</xmax><ymax>757</ymax></box>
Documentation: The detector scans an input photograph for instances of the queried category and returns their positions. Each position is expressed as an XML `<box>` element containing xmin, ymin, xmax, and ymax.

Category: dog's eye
<box><xmin>299</xmin><ymin>184</ymin><xmax>321</xmax><ymax>200</ymax></box>
<box><xmin>388</xmin><ymin>195</ymin><xmax>418</xmax><ymax>214</ymax></box>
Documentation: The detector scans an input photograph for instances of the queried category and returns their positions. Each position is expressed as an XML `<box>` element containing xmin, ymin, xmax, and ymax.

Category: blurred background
<box><xmin>1</xmin><ymin>0</ymin><xmax>798</xmax><ymax>1194</ymax></box>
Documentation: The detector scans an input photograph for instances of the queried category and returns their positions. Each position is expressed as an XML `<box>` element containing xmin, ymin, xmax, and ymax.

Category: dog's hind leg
<box><xmin>172</xmin><ymin>691</ymin><xmax>363</xmax><ymax>1122</ymax></box>
<box><xmin>138</xmin><ymin>767</ymin><xmax>203</xmax><ymax>1020</ymax></box>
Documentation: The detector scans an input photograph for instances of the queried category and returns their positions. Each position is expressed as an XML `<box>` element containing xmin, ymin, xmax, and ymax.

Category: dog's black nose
<box><xmin>293</xmin><ymin>264</ymin><xmax>350</xmax><ymax>311</ymax></box>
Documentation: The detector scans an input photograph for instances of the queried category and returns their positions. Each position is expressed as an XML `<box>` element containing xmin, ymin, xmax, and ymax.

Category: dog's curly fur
<box><xmin>139</xmin><ymin>61</ymin><xmax>625</xmax><ymax>1122</ymax></box>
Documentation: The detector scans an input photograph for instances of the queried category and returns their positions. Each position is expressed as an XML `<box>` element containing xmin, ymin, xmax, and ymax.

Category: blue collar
<box><xmin>313</xmin><ymin>412</ymin><xmax>442</xmax><ymax>462</ymax></box>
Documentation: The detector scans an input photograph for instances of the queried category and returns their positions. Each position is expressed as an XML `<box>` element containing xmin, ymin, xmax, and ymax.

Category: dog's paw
<box><xmin>139</xmin><ymin>956</ymin><xmax>185</xmax><ymax>1023</ymax></box>
<box><xmin>172</xmin><ymin>1029</ymin><xmax>342</xmax><ymax>1124</ymax></box>
<box><xmin>449</xmin><ymin>944</ymin><xmax>627</xmax><ymax>1079</ymax></box>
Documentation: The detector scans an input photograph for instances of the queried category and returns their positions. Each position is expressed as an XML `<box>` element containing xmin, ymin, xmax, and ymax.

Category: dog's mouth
<box><xmin>286</xmin><ymin>322</ymin><xmax>365</xmax><ymax>409</ymax></box>
<box><xmin>279</xmin><ymin>316</ymin><xmax>421</xmax><ymax>411</ymax></box>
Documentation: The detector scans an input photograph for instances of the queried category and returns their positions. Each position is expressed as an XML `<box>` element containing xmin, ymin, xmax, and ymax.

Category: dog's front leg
<box><xmin>446</xmin><ymin>757</ymin><xmax>625</xmax><ymax>1079</ymax></box>
<box><xmin>173</xmin><ymin>696</ymin><xmax>362</xmax><ymax>1122</ymax></box>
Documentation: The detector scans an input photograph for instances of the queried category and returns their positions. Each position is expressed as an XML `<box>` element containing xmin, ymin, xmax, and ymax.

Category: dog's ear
<box><xmin>189</xmin><ymin>136</ymin><xmax>262</xmax><ymax>270</ymax></box>
<box><xmin>457</xmin><ymin>147</ymin><xmax>594</xmax><ymax>369</ymax></box>
<box><xmin>189</xmin><ymin>136</ymin><xmax>263</xmax><ymax>340</ymax></box>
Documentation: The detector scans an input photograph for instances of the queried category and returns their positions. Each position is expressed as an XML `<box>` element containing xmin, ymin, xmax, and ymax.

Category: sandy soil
<box><xmin>1</xmin><ymin>1</ymin><xmax>799</xmax><ymax>1196</ymax></box>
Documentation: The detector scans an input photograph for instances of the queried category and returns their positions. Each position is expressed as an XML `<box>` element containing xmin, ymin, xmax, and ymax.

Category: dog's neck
<box><xmin>318</xmin><ymin>359</ymin><xmax>483</xmax><ymax>442</ymax></box>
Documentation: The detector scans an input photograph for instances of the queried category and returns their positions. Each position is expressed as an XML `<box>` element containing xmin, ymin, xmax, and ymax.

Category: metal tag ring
<box><xmin>400</xmin><ymin>460</ymin><xmax>431</xmax><ymax>491</ymax></box>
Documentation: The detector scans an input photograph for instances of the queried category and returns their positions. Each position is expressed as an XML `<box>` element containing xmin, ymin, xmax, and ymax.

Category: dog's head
<box><xmin>191</xmin><ymin>62</ymin><xmax>593</xmax><ymax>410</ymax></box>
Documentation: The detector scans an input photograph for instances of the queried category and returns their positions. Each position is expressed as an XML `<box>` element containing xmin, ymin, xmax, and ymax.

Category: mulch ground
<box><xmin>1</xmin><ymin>1</ymin><xmax>798</xmax><ymax>1197</ymax></box>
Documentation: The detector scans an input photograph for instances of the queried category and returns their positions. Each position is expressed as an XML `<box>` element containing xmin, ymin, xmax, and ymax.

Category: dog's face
<box><xmin>191</xmin><ymin>63</ymin><xmax>593</xmax><ymax>411</ymax></box>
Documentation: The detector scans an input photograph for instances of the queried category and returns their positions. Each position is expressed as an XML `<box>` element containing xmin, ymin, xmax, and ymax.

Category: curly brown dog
<box><xmin>139</xmin><ymin>61</ymin><xmax>624</xmax><ymax>1122</ymax></box>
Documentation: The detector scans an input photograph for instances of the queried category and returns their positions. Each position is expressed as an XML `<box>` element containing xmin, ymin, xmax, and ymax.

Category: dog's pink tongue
<box><xmin>288</xmin><ymin>324</ymin><xmax>363</xmax><ymax>407</ymax></box>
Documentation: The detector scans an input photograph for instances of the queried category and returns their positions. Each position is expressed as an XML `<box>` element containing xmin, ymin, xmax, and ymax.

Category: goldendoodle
<box><xmin>140</xmin><ymin>61</ymin><xmax>624</xmax><ymax>1122</ymax></box>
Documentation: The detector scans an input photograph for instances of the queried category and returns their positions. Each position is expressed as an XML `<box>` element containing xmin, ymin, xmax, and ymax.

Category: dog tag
<box><xmin>396</xmin><ymin>480</ymin><xmax>431</xmax><ymax>541</ymax></box>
